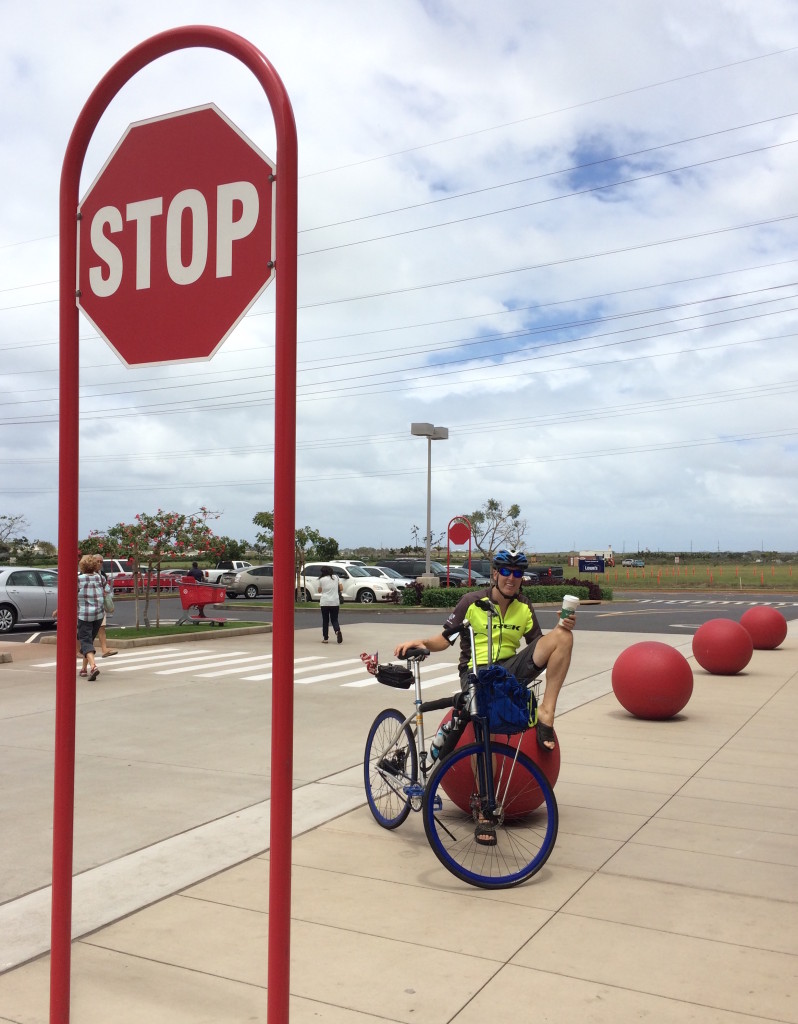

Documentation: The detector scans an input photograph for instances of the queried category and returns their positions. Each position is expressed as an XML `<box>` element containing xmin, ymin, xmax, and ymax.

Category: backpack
<box><xmin>476</xmin><ymin>664</ymin><xmax>536</xmax><ymax>734</ymax></box>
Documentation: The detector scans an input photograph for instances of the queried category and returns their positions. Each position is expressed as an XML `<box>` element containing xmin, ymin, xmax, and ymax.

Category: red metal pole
<box><xmin>52</xmin><ymin>28</ymin><xmax>297</xmax><ymax>1024</ymax></box>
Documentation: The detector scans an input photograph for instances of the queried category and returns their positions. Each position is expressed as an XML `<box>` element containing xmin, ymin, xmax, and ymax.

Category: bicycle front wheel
<box><xmin>422</xmin><ymin>741</ymin><xmax>558</xmax><ymax>888</ymax></box>
<box><xmin>364</xmin><ymin>708</ymin><xmax>418</xmax><ymax>829</ymax></box>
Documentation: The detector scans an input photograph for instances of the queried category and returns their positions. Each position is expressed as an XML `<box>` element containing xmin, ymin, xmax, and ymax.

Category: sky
<box><xmin>3</xmin><ymin>0</ymin><xmax>798</xmax><ymax>557</ymax></box>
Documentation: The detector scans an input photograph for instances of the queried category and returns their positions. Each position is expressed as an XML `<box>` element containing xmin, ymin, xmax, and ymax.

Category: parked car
<box><xmin>111</xmin><ymin>571</ymin><xmax>175</xmax><ymax>592</ymax></box>
<box><xmin>363</xmin><ymin>565</ymin><xmax>414</xmax><ymax>589</ymax></box>
<box><xmin>458</xmin><ymin>559</ymin><xmax>494</xmax><ymax>577</ymax></box>
<box><xmin>0</xmin><ymin>566</ymin><xmax>58</xmax><ymax>632</ymax></box>
<box><xmin>101</xmin><ymin>558</ymin><xmax>136</xmax><ymax>580</ymax></box>
<box><xmin>203</xmin><ymin>560</ymin><xmax>254</xmax><ymax>584</ymax></box>
<box><xmin>222</xmin><ymin>564</ymin><xmax>274</xmax><ymax>599</ymax></box>
<box><xmin>298</xmin><ymin>563</ymin><xmax>395</xmax><ymax>603</ymax></box>
<box><xmin>632</xmin><ymin>559</ymin><xmax>646</xmax><ymax>568</ymax></box>
<box><xmin>621</xmin><ymin>559</ymin><xmax>634</xmax><ymax>567</ymax></box>
<box><xmin>377</xmin><ymin>559</ymin><xmax>461</xmax><ymax>587</ymax></box>
<box><xmin>444</xmin><ymin>566</ymin><xmax>490</xmax><ymax>587</ymax></box>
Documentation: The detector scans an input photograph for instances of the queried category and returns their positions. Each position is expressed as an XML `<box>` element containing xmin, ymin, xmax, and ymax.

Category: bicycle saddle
<box><xmin>403</xmin><ymin>646</ymin><xmax>430</xmax><ymax>661</ymax></box>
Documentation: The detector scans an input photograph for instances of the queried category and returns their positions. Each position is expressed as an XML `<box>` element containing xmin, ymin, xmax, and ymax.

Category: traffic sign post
<box><xmin>447</xmin><ymin>515</ymin><xmax>472</xmax><ymax>583</ymax></box>
<box><xmin>55</xmin><ymin>28</ymin><xmax>297</xmax><ymax>1024</ymax></box>
<box><xmin>77</xmin><ymin>104</ymin><xmax>276</xmax><ymax>366</ymax></box>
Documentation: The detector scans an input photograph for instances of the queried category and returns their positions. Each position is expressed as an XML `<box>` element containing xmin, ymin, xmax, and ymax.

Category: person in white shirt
<box><xmin>318</xmin><ymin>566</ymin><xmax>343</xmax><ymax>644</ymax></box>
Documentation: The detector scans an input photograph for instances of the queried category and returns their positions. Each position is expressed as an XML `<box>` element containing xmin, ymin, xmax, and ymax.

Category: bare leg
<box><xmin>532</xmin><ymin>627</ymin><xmax>574</xmax><ymax>748</ymax></box>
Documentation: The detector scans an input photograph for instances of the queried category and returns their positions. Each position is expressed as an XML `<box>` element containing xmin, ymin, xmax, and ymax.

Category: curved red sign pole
<box><xmin>55</xmin><ymin>27</ymin><xmax>297</xmax><ymax>1024</ymax></box>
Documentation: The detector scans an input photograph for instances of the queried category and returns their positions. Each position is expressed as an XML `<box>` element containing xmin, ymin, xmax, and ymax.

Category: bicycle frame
<box><xmin>365</xmin><ymin>595</ymin><xmax>558</xmax><ymax>887</ymax></box>
<box><xmin>455</xmin><ymin>599</ymin><xmax>529</xmax><ymax>823</ymax></box>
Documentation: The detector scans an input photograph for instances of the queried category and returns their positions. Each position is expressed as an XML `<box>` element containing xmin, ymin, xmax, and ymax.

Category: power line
<box><xmin>300</xmin><ymin>44</ymin><xmax>798</xmax><ymax>176</ymax></box>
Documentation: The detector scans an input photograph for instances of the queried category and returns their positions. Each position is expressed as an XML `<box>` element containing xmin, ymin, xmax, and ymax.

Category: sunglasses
<box><xmin>497</xmin><ymin>567</ymin><xmax>524</xmax><ymax>578</ymax></box>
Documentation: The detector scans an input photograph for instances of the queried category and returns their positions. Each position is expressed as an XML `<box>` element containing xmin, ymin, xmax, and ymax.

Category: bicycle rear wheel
<box><xmin>364</xmin><ymin>708</ymin><xmax>419</xmax><ymax>828</ymax></box>
<box><xmin>422</xmin><ymin>740</ymin><xmax>558</xmax><ymax>887</ymax></box>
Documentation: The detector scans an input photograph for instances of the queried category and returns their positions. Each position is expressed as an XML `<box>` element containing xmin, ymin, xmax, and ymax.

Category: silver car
<box><xmin>0</xmin><ymin>566</ymin><xmax>59</xmax><ymax>632</ymax></box>
<box><xmin>221</xmin><ymin>564</ymin><xmax>274</xmax><ymax>599</ymax></box>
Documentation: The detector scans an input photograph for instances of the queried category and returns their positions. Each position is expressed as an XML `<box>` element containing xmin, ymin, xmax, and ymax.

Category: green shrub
<box><xmin>402</xmin><ymin>581</ymin><xmax>605</xmax><ymax>608</ymax></box>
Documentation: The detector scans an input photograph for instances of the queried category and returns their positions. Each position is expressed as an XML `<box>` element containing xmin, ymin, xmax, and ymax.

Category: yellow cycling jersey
<box><xmin>444</xmin><ymin>588</ymin><xmax>542</xmax><ymax>674</ymax></box>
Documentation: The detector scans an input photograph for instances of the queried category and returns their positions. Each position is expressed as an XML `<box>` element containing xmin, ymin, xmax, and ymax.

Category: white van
<box><xmin>298</xmin><ymin>563</ymin><xmax>395</xmax><ymax>604</ymax></box>
<box><xmin>101</xmin><ymin>558</ymin><xmax>136</xmax><ymax>580</ymax></box>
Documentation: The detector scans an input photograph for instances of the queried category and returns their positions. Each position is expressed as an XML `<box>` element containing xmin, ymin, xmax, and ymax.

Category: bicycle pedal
<box><xmin>433</xmin><ymin>795</ymin><xmax>443</xmax><ymax>812</ymax></box>
<box><xmin>404</xmin><ymin>783</ymin><xmax>424</xmax><ymax>799</ymax></box>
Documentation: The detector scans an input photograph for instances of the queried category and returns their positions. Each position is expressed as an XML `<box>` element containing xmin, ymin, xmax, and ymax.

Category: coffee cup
<box><xmin>559</xmin><ymin>593</ymin><xmax>580</xmax><ymax>626</ymax></box>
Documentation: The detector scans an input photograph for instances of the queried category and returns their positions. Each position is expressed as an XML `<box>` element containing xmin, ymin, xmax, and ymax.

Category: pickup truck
<box><xmin>203</xmin><ymin>560</ymin><xmax>253</xmax><ymax>584</ymax></box>
<box><xmin>533</xmin><ymin>565</ymin><xmax>565</xmax><ymax>580</ymax></box>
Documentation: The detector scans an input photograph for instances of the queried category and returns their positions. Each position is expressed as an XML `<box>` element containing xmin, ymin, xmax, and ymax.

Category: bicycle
<box><xmin>362</xmin><ymin>606</ymin><xmax>558</xmax><ymax>889</ymax></box>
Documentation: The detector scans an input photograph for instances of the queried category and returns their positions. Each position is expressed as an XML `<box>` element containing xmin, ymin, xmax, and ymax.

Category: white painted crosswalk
<box><xmin>33</xmin><ymin>649</ymin><xmax>461</xmax><ymax>691</ymax></box>
<box><xmin>636</xmin><ymin>598</ymin><xmax>797</xmax><ymax>607</ymax></box>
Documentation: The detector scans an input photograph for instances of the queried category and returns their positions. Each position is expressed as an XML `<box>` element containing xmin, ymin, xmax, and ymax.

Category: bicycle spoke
<box><xmin>423</xmin><ymin>741</ymin><xmax>558</xmax><ymax>888</ymax></box>
<box><xmin>364</xmin><ymin>708</ymin><xmax>418</xmax><ymax>829</ymax></box>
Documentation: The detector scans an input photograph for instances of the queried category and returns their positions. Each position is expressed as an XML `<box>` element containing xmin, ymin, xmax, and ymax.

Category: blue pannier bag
<box><xmin>476</xmin><ymin>664</ymin><xmax>535</xmax><ymax>734</ymax></box>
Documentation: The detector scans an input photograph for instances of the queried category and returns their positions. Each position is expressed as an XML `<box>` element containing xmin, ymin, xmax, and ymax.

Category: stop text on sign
<box><xmin>77</xmin><ymin>104</ymin><xmax>276</xmax><ymax>367</ymax></box>
<box><xmin>89</xmin><ymin>182</ymin><xmax>261</xmax><ymax>295</ymax></box>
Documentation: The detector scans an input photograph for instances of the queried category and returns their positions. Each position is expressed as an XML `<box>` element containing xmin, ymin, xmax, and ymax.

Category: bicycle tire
<box><xmin>422</xmin><ymin>740</ymin><xmax>558</xmax><ymax>887</ymax></box>
<box><xmin>364</xmin><ymin>708</ymin><xmax>419</xmax><ymax>829</ymax></box>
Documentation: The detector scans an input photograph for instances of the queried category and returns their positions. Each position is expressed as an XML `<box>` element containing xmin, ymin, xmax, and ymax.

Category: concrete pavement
<box><xmin>0</xmin><ymin>616</ymin><xmax>796</xmax><ymax>1022</ymax></box>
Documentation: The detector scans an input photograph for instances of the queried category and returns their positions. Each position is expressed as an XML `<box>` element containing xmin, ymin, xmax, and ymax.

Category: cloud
<box><xmin>2</xmin><ymin>0</ymin><xmax>798</xmax><ymax>554</ymax></box>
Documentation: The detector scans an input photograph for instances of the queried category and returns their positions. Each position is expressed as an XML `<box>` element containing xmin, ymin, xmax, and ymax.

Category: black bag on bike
<box><xmin>375</xmin><ymin>663</ymin><xmax>414</xmax><ymax>689</ymax></box>
<box><xmin>476</xmin><ymin>664</ymin><xmax>536</xmax><ymax>734</ymax></box>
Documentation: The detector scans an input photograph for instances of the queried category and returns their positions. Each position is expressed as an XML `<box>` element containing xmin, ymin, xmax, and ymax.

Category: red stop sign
<box><xmin>77</xmin><ymin>104</ymin><xmax>276</xmax><ymax>366</ymax></box>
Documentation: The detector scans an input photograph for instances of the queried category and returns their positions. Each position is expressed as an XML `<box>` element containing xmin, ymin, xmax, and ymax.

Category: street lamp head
<box><xmin>411</xmin><ymin>422</ymin><xmax>448</xmax><ymax>440</ymax></box>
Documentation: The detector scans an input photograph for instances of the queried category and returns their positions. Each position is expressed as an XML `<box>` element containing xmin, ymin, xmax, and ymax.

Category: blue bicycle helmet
<box><xmin>492</xmin><ymin>549</ymin><xmax>528</xmax><ymax>570</ymax></box>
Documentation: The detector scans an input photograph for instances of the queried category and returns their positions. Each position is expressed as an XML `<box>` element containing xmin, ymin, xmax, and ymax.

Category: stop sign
<box><xmin>77</xmin><ymin>103</ymin><xmax>276</xmax><ymax>366</ymax></box>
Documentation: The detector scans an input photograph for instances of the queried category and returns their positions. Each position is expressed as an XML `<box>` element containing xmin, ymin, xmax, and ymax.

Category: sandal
<box><xmin>536</xmin><ymin>720</ymin><xmax>557</xmax><ymax>751</ymax></box>
<box><xmin>475</xmin><ymin>822</ymin><xmax>497</xmax><ymax>846</ymax></box>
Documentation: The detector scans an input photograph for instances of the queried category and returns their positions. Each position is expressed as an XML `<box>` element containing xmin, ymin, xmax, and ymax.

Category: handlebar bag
<box><xmin>476</xmin><ymin>664</ymin><xmax>536</xmax><ymax>734</ymax></box>
<box><xmin>375</xmin><ymin>663</ymin><xmax>414</xmax><ymax>689</ymax></box>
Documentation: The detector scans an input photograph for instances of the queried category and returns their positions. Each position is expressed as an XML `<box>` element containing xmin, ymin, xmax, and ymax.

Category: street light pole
<box><xmin>411</xmin><ymin>422</ymin><xmax>449</xmax><ymax>576</ymax></box>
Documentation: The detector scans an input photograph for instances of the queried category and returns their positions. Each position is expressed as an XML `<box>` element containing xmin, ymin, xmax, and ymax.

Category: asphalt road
<box><xmin>4</xmin><ymin>590</ymin><xmax>798</xmax><ymax>643</ymax></box>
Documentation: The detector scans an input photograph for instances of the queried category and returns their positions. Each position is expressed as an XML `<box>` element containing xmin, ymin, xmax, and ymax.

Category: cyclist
<box><xmin>394</xmin><ymin>549</ymin><xmax>574</xmax><ymax>750</ymax></box>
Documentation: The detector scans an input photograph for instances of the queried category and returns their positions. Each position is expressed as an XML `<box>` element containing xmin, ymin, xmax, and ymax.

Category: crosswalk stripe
<box><xmin>152</xmin><ymin>652</ymin><xmax>250</xmax><ymax>675</ymax></box>
<box><xmin>194</xmin><ymin>655</ymin><xmax>273</xmax><ymax>678</ymax></box>
<box><xmin>109</xmin><ymin>647</ymin><xmax>213</xmax><ymax>664</ymax></box>
<box><xmin>32</xmin><ymin>647</ymin><xmax>214</xmax><ymax>670</ymax></box>
<box><xmin>342</xmin><ymin>662</ymin><xmax>459</xmax><ymax>689</ymax></box>
<box><xmin>296</xmin><ymin>666</ymin><xmax>379</xmax><ymax>685</ymax></box>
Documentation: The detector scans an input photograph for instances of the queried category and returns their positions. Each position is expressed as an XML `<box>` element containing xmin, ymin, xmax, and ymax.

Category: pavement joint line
<box><xmin>0</xmin><ymin>776</ymin><xmax>365</xmax><ymax>975</ymax></box>
<box><xmin>0</xmin><ymin>662</ymin><xmax>621</xmax><ymax>975</ymax></box>
<box><xmin>0</xmin><ymin>663</ymin><xmax>623</xmax><ymax>975</ymax></box>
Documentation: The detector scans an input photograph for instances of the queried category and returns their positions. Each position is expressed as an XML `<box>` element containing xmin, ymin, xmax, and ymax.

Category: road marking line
<box><xmin>342</xmin><ymin>662</ymin><xmax>459</xmax><ymax>689</ymax></box>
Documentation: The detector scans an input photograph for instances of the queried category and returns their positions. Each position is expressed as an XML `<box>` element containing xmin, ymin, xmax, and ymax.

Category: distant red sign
<box><xmin>448</xmin><ymin>521</ymin><xmax>471</xmax><ymax>545</ymax></box>
<box><xmin>77</xmin><ymin>104</ymin><xmax>276</xmax><ymax>366</ymax></box>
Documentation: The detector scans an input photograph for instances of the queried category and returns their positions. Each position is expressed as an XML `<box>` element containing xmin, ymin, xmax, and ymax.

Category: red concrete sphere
<box><xmin>434</xmin><ymin>711</ymin><xmax>560</xmax><ymax>816</ymax></box>
<box><xmin>740</xmin><ymin>606</ymin><xmax>788</xmax><ymax>650</ymax></box>
<box><xmin>611</xmin><ymin>641</ymin><xmax>693</xmax><ymax>719</ymax></box>
<box><xmin>692</xmin><ymin>618</ymin><xmax>753</xmax><ymax>675</ymax></box>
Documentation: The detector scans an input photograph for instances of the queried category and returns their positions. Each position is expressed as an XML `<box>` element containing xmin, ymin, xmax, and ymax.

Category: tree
<box><xmin>295</xmin><ymin>525</ymin><xmax>339</xmax><ymax>564</ymax></box>
<box><xmin>214</xmin><ymin>536</ymin><xmax>250</xmax><ymax>561</ymax></box>
<box><xmin>0</xmin><ymin>513</ymin><xmax>30</xmax><ymax>550</ymax></box>
<box><xmin>468</xmin><ymin>499</ymin><xmax>527</xmax><ymax>556</ymax></box>
<box><xmin>88</xmin><ymin>508</ymin><xmax>222</xmax><ymax>627</ymax></box>
<box><xmin>252</xmin><ymin>511</ymin><xmax>274</xmax><ymax>554</ymax></box>
<box><xmin>254</xmin><ymin>511</ymin><xmax>338</xmax><ymax>562</ymax></box>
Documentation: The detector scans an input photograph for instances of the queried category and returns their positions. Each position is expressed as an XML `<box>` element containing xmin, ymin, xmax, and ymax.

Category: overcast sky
<box><xmin>3</xmin><ymin>0</ymin><xmax>798</xmax><ymax>556</ymax></box>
